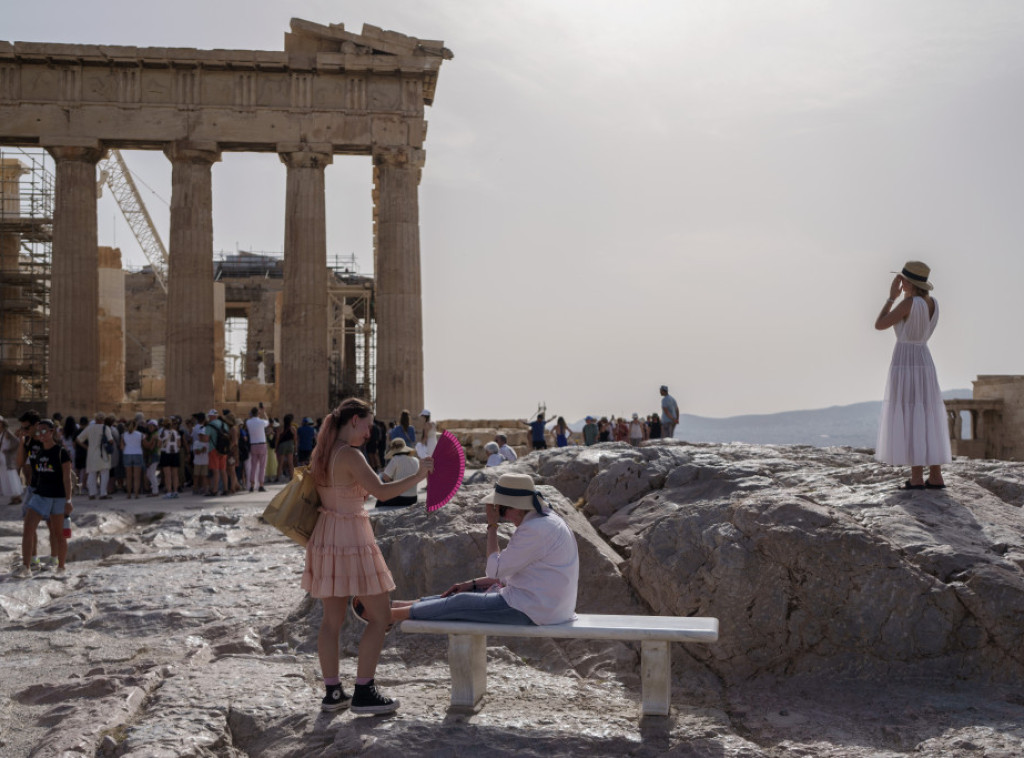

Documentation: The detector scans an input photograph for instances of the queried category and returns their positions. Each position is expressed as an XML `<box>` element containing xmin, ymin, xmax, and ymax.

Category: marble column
<box><xmin>164</xmin><ymin>141</ymin><xmax>220</xmax><ymax>414</ymax></box>
<box><xmin>96</xmin><ymin>246</ymin><xmax>126</xmax><ymax>406</ymax></box>
<box><xmin>45</xmin><ymin>143</ymin><xmax>103</xmax><ymax>417</ymax></box>
<box><xmin>278</xmin><ymin>145</ymin><xmax>332</xmax><ymax>417</ymax></box>
<box><xmin>373</xmin><ymin>147</ymin><xmax>424</xmax><ymax>423</ymax></box>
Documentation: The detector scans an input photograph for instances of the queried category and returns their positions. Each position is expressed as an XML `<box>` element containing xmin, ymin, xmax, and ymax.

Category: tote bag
<box><xmin>261</xmin><ymin>465</ymin><xmax>320</xmax><ymax>546</ymax></box>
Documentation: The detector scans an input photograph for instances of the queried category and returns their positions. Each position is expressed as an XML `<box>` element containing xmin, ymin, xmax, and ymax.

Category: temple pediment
<box><xmin>286</xmin><ymin>19</ymin><xmax>453</xmax><ymax>61</ymax></box>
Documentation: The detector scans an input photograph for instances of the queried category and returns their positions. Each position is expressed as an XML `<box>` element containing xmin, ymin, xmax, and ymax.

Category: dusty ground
<box><xmin>2</xmin><ymin>472</ymin><xmax>1023</xmax><ymax>757</ymax></box>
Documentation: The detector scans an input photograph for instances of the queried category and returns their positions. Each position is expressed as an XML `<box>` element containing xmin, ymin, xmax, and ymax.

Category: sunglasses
<box><xmin>498</xmin><ymin>505</ymin><xmax>509</xmax><ymax>518</ymax></box>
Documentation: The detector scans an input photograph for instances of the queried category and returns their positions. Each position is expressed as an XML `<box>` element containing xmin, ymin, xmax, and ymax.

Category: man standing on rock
<box><xmin>660</xmin><ymin>385</ymin><xmax>680</xmax><ymax>440</ymax></box>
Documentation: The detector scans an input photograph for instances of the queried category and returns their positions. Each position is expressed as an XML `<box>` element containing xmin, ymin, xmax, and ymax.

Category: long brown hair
<box><xmin>310</xmin><ymin>398</ymin><xmax>372</xmax><ymax>485</ymax></box>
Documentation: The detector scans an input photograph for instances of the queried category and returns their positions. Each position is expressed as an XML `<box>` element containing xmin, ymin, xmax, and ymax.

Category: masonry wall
<box><xmin>973</xmin><ymin>375</ymin><xmax>1024</xmax><ymax>461</ymax></box>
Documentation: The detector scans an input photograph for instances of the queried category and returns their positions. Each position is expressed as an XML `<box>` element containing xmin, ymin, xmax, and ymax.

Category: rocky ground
<box><xmin>2</xmin><ymin>441</ymin><xmax>1024</xmax><ymax>757</ymax></box>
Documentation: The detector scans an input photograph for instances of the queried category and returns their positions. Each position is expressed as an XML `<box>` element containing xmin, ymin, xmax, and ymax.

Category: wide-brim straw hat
<box><xmin>894</xmin><ymin>260</ymin><xmax>933</xmax><ymax>290</ymax></box>
<box><xmin>385</xmin><ymin>438</ymin><xmax>414</xmax><ymax>460</ymax></box>
<box><xmin>482</xmin><ymin>473</ymin><xmax>548</xmax><ymax>512</ymax></box>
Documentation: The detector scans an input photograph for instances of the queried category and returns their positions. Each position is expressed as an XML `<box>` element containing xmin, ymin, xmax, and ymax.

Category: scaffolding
<box><xmin>0</xmin><ymin>148</ymin><xmax>53</xmax><ymax>408</ymax></box>
<box><xmin>328</xmin><ymin>261</ymin><xmax>376</xmax><ymax>409</ymax></box>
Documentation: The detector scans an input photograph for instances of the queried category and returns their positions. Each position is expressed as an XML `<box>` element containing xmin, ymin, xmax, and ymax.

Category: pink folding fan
<box><xmin>426</xmin><ymin>430</ymin><xmax>466</xmax><ymax>511</ymax></box>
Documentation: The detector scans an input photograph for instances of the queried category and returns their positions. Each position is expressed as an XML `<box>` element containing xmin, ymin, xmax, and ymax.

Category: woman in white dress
<box><xmin>874</xmin><ymin>261</ymin><xmax>952</xmax><ymax>489</ymax></box>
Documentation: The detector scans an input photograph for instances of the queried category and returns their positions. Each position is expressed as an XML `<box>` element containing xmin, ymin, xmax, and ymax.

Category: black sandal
<box><xmin>925</xmin><ymin>481</ymin><xmax>946</xmax><ymax>489</ymax></box>
<box><xmin>902</xmin><ymin>480</ymin><xmax>925</xmax><ymax>490</ymax></box>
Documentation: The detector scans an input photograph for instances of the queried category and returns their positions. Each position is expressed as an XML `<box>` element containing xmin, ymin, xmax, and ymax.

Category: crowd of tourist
<box><xmin>0</xmin><ymin>405</ymin><xmax>451</xmax><ymax>507</ymax></box>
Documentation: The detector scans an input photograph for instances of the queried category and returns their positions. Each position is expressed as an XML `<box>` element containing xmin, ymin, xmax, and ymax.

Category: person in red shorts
<box><xmin>205</xmin><ymin>409</ymin><xmax>229</xmax><ymax>496</ymax></box>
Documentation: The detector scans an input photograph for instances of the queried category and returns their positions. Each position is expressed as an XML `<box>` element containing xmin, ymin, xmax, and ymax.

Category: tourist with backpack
<box><xmin>205</xmin><ymin>409</ymin><xmax>230</xmax><ymax>497</ymax></box>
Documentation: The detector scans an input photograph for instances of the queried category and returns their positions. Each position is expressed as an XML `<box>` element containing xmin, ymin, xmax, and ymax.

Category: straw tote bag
<box><xmin>261</xmin><ymin>465</ymin><xmax>320</xmax><ymax>546</ymax></box>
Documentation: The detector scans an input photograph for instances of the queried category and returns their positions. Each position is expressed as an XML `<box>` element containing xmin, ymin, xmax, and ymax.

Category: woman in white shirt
<box><xmin>121</xmin><ymin>421</ymin><xmax>145</xmax><ymax>499</ymax></box>
<box><xmin>378</xmin><ymin>438</ymin><xmax>421</xmax><ymax>507</ymax></box>
<box><xmin>484</xmin><ymin>441</ymin><xmax>504</xmax><ymax>467</ymax></box>
<box><xmin>380</xmin><ymin>473</ymin><xmax>579</xmax><ymax>626</ymax></box>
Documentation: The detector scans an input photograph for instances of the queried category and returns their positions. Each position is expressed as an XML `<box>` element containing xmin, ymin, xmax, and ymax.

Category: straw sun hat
<box><xmin>895</xmin><ymin>260</ymin><xmax>933</xmax><ymax>291</ymax></box>
<box><xmin>482</xmin><ymin>473</ymin><xmax>549</xmax><ymax>513</ymax></box>
<box><xmin>385</xmin><ymin>437</ymin><xmax>414</xmax><ymax>460</ymax></box>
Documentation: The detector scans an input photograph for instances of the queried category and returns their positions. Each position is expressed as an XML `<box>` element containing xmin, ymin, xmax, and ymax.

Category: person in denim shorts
<box><xmin>14</xmin><ymin>419</ymin><xmax>73</xmax><ymax>578</ymax></box>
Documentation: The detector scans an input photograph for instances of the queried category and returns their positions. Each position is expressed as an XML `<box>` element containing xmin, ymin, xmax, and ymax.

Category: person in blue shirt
<box><xmin>388</xmin><ymin>410</ymin><xmax>416</xmax><ymax>446</ymax></box>
<box><xmin>526</xmin><ymin>412</ymin><xmax>549</xmax><ymax>451</ymax></box>
<box><xmin>296</xmin><ymin>417</ymin><xmax>317</xmax><ymax>465</ymax></box>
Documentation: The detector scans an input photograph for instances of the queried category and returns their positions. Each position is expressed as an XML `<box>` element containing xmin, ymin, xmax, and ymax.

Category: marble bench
<box><xmin>400</xmin><ymin>613</ymin><xmax>719</xmax><ymax>716</ymax></box>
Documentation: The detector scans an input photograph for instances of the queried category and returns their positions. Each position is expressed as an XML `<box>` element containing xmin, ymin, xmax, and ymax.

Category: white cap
<box><xmin>208</xmin><ymin>409</ymin><xmax>219</xmax><ymax>417</ymax></box>
<box><xmin>420</xmin><ymin>408</ymin><xmax>431</xmax><ymax>417</ymax></box>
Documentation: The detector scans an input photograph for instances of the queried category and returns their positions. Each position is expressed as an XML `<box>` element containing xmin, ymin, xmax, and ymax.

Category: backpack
<box><xmin>212</xmin><ymin>421</ymin><xmax>230</xmax><ymax>456</ymax></box>
<box><xmin>101</xmin><ymin>427</ymin><xmax>115</xmax><ymax>458</ymax></box>
<box><xmin>238</xmin><ymin>427</ymin><xmax>251</xmax><ymax>460</ymax></box>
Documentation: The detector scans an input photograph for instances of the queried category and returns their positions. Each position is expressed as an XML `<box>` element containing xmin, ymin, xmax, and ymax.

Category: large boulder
<box><xmin>523</xmin><ymin>442</ymin><xmax>1024</xmax><ymax>685</ymax></box>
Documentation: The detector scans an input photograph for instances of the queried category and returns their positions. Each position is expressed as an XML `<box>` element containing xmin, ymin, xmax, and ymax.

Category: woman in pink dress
<box><xmin>302</xmin><ymin>398</ymin><xmax>433</xmax><ymax>715</ymax></box>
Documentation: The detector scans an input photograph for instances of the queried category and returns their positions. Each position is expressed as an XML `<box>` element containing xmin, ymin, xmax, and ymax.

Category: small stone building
<box><xmin>945</xmin><ymin>375</ymin><xmax>1024</xmax><ymax>461</ymax></box>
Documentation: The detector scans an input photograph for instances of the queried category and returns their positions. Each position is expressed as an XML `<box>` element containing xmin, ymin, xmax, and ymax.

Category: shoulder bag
<box><xmin>261</xmin><ymin>465</ymin><xmax>320</xmax><ymax>546</ymax></box>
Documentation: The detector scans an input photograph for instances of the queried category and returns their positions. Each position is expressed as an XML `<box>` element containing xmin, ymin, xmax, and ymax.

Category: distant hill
<box><xmin>675</xmin><ymin>389</ymin><xmax>972</xmax><ymax>449</ymax></box>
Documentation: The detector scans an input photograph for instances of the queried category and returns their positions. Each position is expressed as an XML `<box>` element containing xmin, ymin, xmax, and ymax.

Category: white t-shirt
<box><xmin>498</xmin><ymin>444</ymin><xmax>518</xmax><ymax>463</ymax></box>
<box><xmin>383</xmin><ymin>454</ymin><xmax>420</xmax><ymax>498</ymax></box>
<box><xmin>629</xmin><ymin>420</ymin><xmax>643</xmax><ymax>439</ymax></box>
<box><xmin>192</xmin><ymin>438</ymin><xmax>210</xmax><ymax>466</ymax></box>
<box><xmin>245</xmin><ymin>416</ymin><xmax>269</xmax><ymax>444</ymax></box>
<box><xmin>486</xmin><ymin>453</ymin><xmax>504</xmax><ymax>467</ymax></box>
<box><xmin>122</xmin><ymin>430</ymin><xmax>144</xmax><ymax>456</ymax></box>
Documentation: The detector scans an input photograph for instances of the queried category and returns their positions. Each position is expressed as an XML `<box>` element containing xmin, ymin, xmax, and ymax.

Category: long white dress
<box><xmin>876</xmin><ymin>297</ymin><xmax>953</xmax><ymax>466</ymax></box>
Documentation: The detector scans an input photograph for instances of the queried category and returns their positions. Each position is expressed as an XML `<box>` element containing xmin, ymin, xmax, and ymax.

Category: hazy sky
<box><xmin>7</xmin><ymin>1</ymin><xmax>1024</xmax><ymax>420</ymax></box>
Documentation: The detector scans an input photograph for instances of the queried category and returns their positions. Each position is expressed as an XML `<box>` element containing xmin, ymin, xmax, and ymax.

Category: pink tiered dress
<box><xmin>301</xmin><ymin>446</ymin><xmax>396</xmax><ymax>599</ymax></box>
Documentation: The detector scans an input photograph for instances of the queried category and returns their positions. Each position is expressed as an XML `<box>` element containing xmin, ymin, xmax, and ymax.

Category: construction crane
<box><xmin>96</xmin><ymin>149</ymin><xmax>169</xmax><ymax>292</ymax></box>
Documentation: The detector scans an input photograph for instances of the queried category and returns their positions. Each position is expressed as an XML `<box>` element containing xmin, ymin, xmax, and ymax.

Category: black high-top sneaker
<box><xmin>321</xmin><ymin>683</ymin><xmax>351</xmax><ymax>712</ymax></box>
<box><xmin>351</xmin><ymin>680</ymin><xmax>400</xmax><ymax>715</ymax></box>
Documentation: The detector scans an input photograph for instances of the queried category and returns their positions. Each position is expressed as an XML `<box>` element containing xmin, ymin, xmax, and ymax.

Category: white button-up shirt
<box><xmin>485</xmin><ymin>509</ymin><xmax>579</xmax><ymax>625</ymax></box>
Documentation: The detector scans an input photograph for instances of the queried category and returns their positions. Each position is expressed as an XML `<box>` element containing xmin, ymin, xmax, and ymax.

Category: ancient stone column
<box><xmin>373</xmin><ymin>147</ymin><xmax>425</xmax><ymax>423</ymax></box>
<box><xmin>278</xmin><ymin>145</ymin><xmax>332</xmax><ymax>417</ymax></box>
<box><xmin>45</xmin><ymin>143</ymin><xmax>103</xmax><ymax>417</ymax></box>
<box><xmin>163</xmin><ymin>142</ymin><xmax>220</xmax><ymax>415</ymax></box>
<box><xmin>97</xmin><ymin>246</ymin><xmax>125</xmax><ymax>407</ymax></box>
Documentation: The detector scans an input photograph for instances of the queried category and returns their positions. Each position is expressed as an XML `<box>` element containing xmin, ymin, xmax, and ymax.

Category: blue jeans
<box><xmin>410</xmin><ymin>591</ymin><xmax>534</xmax><ymax>625</ymax></box>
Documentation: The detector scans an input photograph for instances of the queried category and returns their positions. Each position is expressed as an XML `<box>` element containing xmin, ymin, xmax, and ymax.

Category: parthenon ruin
<box><xmin>0</xmin><ymin>18</ymin><xmax>452</xmax><ymax>421</ymax></box>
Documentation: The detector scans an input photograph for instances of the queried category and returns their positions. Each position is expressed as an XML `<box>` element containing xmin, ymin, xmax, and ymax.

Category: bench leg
<box><xmin>640</xmin><ymin>640</ymin><xmax>671</xmax><ymax>716</ymax></box>
<box><xmin>448</xmin><ymin>633</ymin><xmax>487</xmax><ymax>710</ymax></box>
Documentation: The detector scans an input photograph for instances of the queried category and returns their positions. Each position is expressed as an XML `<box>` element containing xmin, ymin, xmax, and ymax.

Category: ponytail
<box><xmin>309</xmin><ymin>398</ymin><xmax>372</xmax><ymax>485</ymax></box>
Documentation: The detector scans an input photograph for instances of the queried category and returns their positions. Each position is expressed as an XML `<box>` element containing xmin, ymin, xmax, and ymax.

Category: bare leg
<box><xmin>909</xmin><ymin>466</ymin><xmax>925</xmax><ymax>486</ymax></box>
<box><xmin>927</xmin><ymin>465</ymin><xmax>944</xmax><ymax>486</ymax></box>
<box><xmin>355</xmin><ymin>592</ymin><xmax>392</xmax><ymax>680</ymax></box>
<box><xmin>22</xmin><ymin>509</ymin><xmax>42</xmax><ymax>567</ymax></box>
<box><xmin>391</xmin><ymin>605</ymin><xmax>413</xmax><ymax>623</ymax></box>
<box><xmin>318</xmin><ymin>597</ymin><xmax>349</xmax><ymax>679</ymax></box>
<box><xmin>48</xmin><ymin>513</ymin><xmax>67</xmax><ymax>568</ymax></box>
